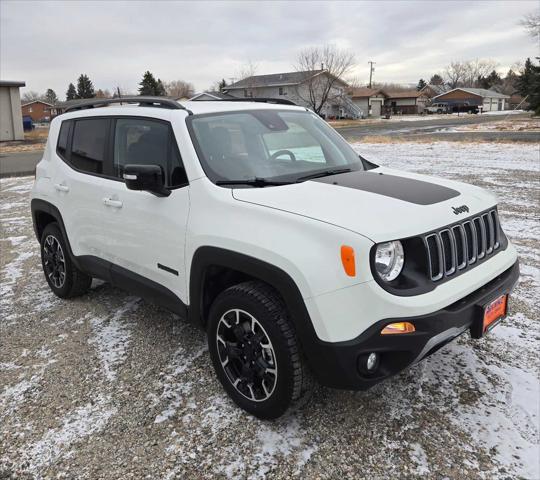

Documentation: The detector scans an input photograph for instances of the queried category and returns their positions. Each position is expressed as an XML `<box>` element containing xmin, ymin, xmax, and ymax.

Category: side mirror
<box><xmin>123</xmin><ymin>164</ymin><xmax>171</xmax><ymax>197</ymax></box>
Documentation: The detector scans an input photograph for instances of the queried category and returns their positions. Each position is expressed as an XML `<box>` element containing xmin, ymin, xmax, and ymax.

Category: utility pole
<box><xmin>368</xmin><ymin>61</ymin><xmax>376</xmax><ymax>88</ymax></box>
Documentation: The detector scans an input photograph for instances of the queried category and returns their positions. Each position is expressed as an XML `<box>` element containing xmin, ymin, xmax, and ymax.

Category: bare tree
<box><xmin>444</xmin><ymin>61</ymin><xmax>470</xmax><ymax>88</ymax></box>
<box><xmin>165</xmin><ymin>80</ymin><xmax>195</xmax><ymax>98</ymax></box>
<box><xmin>233</xmin><ymin>61</ymin><xmax>259</xmax><ymax>96</ymax></box>
<box><xmin>22</xmin><ymin>91</ymin><xmax>43</xmax><ymax>103</ymax></box>
<box><xmin>293</xmin><ymin>45</ymin><xmax>355</xmax><ymax>114</ymax></box>
<box><xmin>520</xmin><ymin>10</ymin><xmax>540</xmax><ymax>40</ymax></box>
<box><xmin>444</xmin><ymin>59</ymin><xmax>497</xmax><ymax>88</ymax></box>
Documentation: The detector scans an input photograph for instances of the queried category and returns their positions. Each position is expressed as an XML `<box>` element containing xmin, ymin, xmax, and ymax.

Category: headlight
<box><xmin>374</xmin><ymin>241</ymin><xmax>404</xmax><ymax>281</ymax></box>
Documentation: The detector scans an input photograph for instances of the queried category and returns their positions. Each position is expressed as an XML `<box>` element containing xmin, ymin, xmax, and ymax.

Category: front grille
<box><xmin>424</xmin><ymin>209</ymin><xmax>501</xmax><ymax>281</ymax></box>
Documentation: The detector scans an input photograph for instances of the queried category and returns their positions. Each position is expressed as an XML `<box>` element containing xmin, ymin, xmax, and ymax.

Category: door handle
<box><xmin>102</xmin><ymin>197</ymin><xmax>123</xmax><ymax>208</ymax></box>
<box><xmin>54</xmin><ymin>183</ymin><xmax>69</xmax><ymax>192</ymax></box>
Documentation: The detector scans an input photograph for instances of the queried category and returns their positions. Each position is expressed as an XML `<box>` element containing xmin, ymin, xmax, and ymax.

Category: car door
<box><xmin>52</xmin><ymin>117</ymin><xmax>113</xmax><ymax>261</ymax></box>
<box><xmin>98</xmin><ymin>116</ymin><xmax>190</xmax><ymax>303</ymax></box>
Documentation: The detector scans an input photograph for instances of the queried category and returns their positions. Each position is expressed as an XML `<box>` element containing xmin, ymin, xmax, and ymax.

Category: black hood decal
<box><xmin>311</xmin><ymin>171</ymin><xmax>460</xmax><ymax>205</ymax></box>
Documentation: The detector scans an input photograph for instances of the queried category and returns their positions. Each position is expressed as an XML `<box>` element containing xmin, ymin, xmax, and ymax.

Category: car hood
<box><xmin>231</xmin><ymin>167</ymin><xmax>497</xmax><ymax>243</ymax></box>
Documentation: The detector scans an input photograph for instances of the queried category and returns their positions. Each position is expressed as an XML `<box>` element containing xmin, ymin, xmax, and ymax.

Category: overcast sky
<box><xmin>1</xmin><ymin>0</ymin><xmax>538</xmax><ymax>97</ymax></box>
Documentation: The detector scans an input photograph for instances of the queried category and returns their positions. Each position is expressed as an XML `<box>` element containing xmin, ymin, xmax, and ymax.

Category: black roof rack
<box><xmin>64</xmin><ymin>96</ymin><xmax>192</xmax><ymax>114</ymax></box>
<box><xmin>213</xmin><ymin>97</ymin><xmax>297</xmax><ymax>106</ymax></box>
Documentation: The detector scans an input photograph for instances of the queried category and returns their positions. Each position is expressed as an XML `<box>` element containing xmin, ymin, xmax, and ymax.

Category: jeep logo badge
<box><xmin>452</xmin><ymin>205</ymin><xmax>469</xmax><ymax>215</ymax></box>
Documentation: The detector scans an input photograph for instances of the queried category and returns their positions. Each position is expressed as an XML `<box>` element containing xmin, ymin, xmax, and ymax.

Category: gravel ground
<box><xmin>1</xmin><ymin>142</ymin><xmax>539</xmax><ymax>479</ymax></box>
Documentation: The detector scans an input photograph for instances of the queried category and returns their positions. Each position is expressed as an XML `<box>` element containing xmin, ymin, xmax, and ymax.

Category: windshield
<box><xmin>187</xmin><ymin>109</ymin><xmax>363</xmax><ymax>185</ymax></box>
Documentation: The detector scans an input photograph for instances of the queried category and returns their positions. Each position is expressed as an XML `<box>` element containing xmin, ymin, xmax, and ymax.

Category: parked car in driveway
<box><xmin>30</xmin><ymin>96</ymin><xmax>519</xmax><ymax>419</ymax></box>
<box><xmin>425</xmin><ymin>102</ymin><xmax>450</xmax><ymax>114</ymax></box>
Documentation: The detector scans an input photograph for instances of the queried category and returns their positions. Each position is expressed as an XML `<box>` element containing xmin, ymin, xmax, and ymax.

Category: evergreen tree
<box><xmin>516</xmin><ymin>58</ymin><xmax>540</xmax><ymax>114</ymax></box>
<box><xmin>76</xmin><ymin>74</ymin><xmax>95</xmax><ymax>99</ymax></box>
<box><xmin>218</xmin><ymin>78</ymin><xmax>227</xmax><ymax>92</ymax></box>
<box><xmin>416</xmin><ymin>78</ymin><xmax>427</xmax><ymax>91</ymax></box>
<box><xmin>138</xmin><ymin>71</ymin><xmax>159</xmax><ymax>96</ymax></box>
<box><xmin>66</xmin><ymin>83</ymin><xmax>77</xmax><ymax>100</ymax></box>
<box><xmin>45</xmin><ymin>88</ymin><xmax>58</xmax><ymax>104</ymax></box>
<box><xmin>156</xmin><ymin>78</ymin><xmax>167</xmax><ymax>96</ymax></box>
<box><xmin>429</xmin><ymin>74</ymin><xmax>444</xmax><ymax>85</ymax></box>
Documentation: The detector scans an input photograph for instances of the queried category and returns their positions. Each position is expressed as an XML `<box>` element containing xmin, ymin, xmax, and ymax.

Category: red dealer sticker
<box><xmin>483</xmin><ymin>294</ymin><xmax>508</xmax><ymax>333</ymax></box>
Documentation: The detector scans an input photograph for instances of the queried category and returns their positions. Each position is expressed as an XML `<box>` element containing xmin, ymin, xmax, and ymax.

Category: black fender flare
<box><xmin>188</xmin><ymin>246</ymin><xmax>336</xmax><ymax>381</ymax></box>
<box><xmin>30</xmin><ymin>198</ymin><xmax>82</xmax><ymax>269</ymax></box>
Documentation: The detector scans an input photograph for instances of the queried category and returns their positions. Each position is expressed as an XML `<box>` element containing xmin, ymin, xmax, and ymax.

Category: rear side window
<box><xmin>70</xmin><ymin>119</ymin><xmax>110</xmax><ymax>174</ymax></box>
<box><xmin>113</xmin><ymin>118</ymin><xmax>188</xmax><ymax>187</ymax></box>
<box><xmin>56</xmin><ymin>120</ymin><xmax>71</xmax><ymax>159</ymax></box>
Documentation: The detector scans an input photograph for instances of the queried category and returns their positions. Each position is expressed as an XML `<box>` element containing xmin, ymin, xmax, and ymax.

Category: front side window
<box><xmin>113</xmin><ymin>118</ymin><xmax>187</xmax><ymax>187</ymax></box>
<box><xmin>188</xmin><ymin>109</ymin><xmax>362</xmax><ymax>184</ymax></box>
<box><xmin>71</xmin><ymin>118</ymin><xmax>110</xmax><ymax>174</ymax></box>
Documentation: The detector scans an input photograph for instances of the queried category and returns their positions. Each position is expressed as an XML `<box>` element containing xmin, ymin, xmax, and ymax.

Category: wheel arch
<box><xmin>188</xmin><ymin>247</ymin><xmax>321</xmax><ymax>355</ymax></box>
<box><xmin>31</xmin><ymin>199</ymin><xmax>79</xmax><ymax>267</ymax></box>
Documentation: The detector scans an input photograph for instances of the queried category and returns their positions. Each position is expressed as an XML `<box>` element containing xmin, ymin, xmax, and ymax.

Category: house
<box><xmin>432</xmin><ymin>88</ymin><xmax>510</xmax><ymax>112</ymax></box>
<box><xmin>224</xmin><ymin>70</ymin><xmax>360</xmax><ymax>118</ymax></box>
<box><xmin>349</xmin><ymin>87</ymin><xmax>388</xmax><ymax>117</ymax></box>
<box><xmin>0</xmin><ymin>79</ymin><xmax>25</xmax><ymax>141</ymax></box>
<box><xmin>421</xmin><ymin>83</ymin><xmax>449</xmax><ymax>98</ymax></box>
<box><xmin>384</xmin><ymin>91</ymin><xmax>428</xmax><ymax>114</ymax></box>
<box><xmin>49</xmin><ymin>99</ymin><xmax>90</xmax><ymax>117</ymax></box>
<box><xmin>508</xmin><ymin>94</ymin><xmax>529</xmax><ymax>110</ymax></box>
<box><xmin>189</xmin><ymin>91</ymin><xmax>236</xmax><ymax>101</ymax></box>
<box><xmin>21</xmin><ymin>100</ymin><xmax>54</xmax><ymax>122</ymax></box>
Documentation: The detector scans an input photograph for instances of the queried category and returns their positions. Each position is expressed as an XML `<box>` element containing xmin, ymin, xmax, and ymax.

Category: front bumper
<box><xmin>307</xmin><ymin>260</ymin><xmax>519</xmax><ymax>390</ymax></box>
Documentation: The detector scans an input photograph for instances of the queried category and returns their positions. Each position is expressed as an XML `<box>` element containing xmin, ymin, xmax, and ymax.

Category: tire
<box><xmin>437</xmin><ymin>109</ymin><xmax>442</xmax><ymax>114</ymax></box>
<box><xmin>207</xmin><ymin>281</ymin><xmax>312</xmax><ymax>419</ymax></box>
<box><xmin>40</xmin><ymin>223</ymin><xmax>92</xmax><ymax>298</ymax></box>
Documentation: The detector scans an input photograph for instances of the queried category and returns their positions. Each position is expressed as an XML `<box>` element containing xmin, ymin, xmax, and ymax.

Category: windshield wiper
<box><xmin>216</xmin><ymin>177</ymin><xmax>293</xmax><ymax>187</ymax></box>
<box><xmin>295</xmin><ymin>168</ymin><xmax>352</xmax><ymax>182</ymax></box>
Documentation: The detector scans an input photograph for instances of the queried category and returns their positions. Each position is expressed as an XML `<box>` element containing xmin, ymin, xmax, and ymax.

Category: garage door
<box><xmin>371</xmin><ymin>100</ymin><xmax>382</xmax><ymax>117</ymax></box>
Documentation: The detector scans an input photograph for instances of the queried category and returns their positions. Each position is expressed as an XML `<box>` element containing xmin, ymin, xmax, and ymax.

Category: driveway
<box><xmin>1</xmin><ymin>141</ymin><xmax>538</xmax><ymax>480</ymax></box>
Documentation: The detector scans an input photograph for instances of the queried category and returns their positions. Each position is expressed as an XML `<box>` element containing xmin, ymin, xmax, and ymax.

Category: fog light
<box><xmin>381</xmin><ymin>322</ymin><xmax>415</xmax><ymax>335</ymax></box>
<box><xmin>366</xmin><ymin>352</ymin><xmax>379</xmax><ymax>371</ymax></box>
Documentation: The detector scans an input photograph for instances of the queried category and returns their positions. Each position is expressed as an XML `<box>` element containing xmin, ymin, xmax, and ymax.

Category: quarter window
<box><xmin>113</xmin><ymin>118</ymin><xmax>187</xmax><ymax>187</ymax></box>
<box><xmin>56</xmin><ymin>120</ymin><xmax>71</xmax><ymax>159</ymax></box>
<box><xmin>70</xmin><ymin>118</ymin><xmax>110</xmax><ymax>174</ymax></box>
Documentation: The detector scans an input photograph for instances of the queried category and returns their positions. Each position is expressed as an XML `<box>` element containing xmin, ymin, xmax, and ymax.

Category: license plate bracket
<box><xmin>471</xmin><ymin>294</ymin><xmax>508</xmax><ymax>339</ymax></box>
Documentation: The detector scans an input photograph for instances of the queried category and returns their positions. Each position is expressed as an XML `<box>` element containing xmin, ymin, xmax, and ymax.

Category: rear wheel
<box><xmin>207</xmin><ymin>281</ymin><xmax>312</xmax><ymax>419</ymax></box>
<box><xmin>40</xmin><ymin>223</ymin><xmax>92</xmax><ymax>298</ymax></box>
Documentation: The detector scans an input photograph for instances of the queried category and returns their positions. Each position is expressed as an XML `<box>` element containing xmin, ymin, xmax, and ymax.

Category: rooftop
<box><xmin>349</xmin><ymin>87</ymin><xmax>387</xmax><ymax>98</ymax></box>
<box><xmin>0</xmin><ymin>80</ymin><xmax>26</xmax><ymax>87</ymax></box>
<box><xmin>227</xmin><ymin>70</ymin><xmax>326</xmax><ymax>89</ymax></box>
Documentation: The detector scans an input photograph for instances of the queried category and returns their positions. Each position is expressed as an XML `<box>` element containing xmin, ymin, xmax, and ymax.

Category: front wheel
<box><xmin>207</xmin><ymin>281</ymin><xmax>312</xmax><ymax>419</ymax></box>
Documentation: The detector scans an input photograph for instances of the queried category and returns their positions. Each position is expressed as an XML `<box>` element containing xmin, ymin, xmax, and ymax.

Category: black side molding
<box><xmin>78</xmin><ymin>256</ymin><xmax>188</xmax><ymax>319</ymax></box>
<box><xmin>158</xmin><ymin>263</ymin><xmax>179</xmax><ymax>276</ymax></box>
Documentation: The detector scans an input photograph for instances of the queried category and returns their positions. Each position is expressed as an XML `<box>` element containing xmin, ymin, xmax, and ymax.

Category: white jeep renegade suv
<box><xmin>31</xmin><ymin>96</ymin><xmax>519</xmax><ymax>419</ymax></box>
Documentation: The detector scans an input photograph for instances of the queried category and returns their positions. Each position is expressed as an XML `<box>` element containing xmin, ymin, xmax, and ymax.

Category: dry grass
<box><xmin>0</xmin><ymin>127</ymin><xmax>49</xmax><ymax>154</ymax></box>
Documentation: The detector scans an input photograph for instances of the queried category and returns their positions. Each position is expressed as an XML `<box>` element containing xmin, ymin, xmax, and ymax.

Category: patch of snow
<box><xmin>25</xmin><ymin>395</ymin><xmax>116</xmax><ymax>471</ymax></box>
<box><xmin>154</xmin><ymin>344</ymin><xmax>207</xmax><ymax>423</ymax></box>
<box><xmin>88</xmin><ymin>297</ymin><xmax>139</xmax><ymax>381</ymax></box>
<box><xmin>409</xmin><ymin>442</ymin><xmax>430</xmax><ymax>475</ymax></box>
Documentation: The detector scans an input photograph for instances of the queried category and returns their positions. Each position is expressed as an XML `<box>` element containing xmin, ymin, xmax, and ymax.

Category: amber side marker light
<box><xmin>381</xmin><ymin>322</ymin><xmax>416</xmax><ymax>335</ymax></box>
<box><xmin>340</xmin><ymin>245</ymin><xmax>356</xmax><ymax>277</ymax></box>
